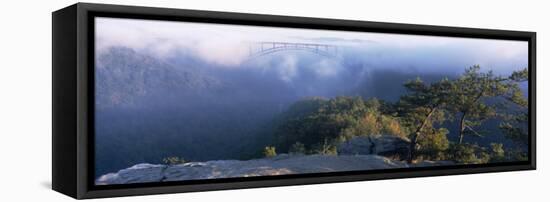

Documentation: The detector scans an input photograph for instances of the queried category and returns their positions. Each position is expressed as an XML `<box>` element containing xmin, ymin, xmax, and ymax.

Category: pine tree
<box><xmin>448</xmin><ymin>66</ymin><xmax>527</xmax><ymax>144</ymax></box>
<box><xmin>398</xmin><ymin>77</ymin><xmax>452</xmax><ymax>163</ymax></box>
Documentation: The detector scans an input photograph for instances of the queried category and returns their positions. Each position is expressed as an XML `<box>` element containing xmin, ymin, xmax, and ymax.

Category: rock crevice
<box><xmin>338</xmin><ymin>134</ymin><xmax>410</xmax><ymax>159</ymax></box>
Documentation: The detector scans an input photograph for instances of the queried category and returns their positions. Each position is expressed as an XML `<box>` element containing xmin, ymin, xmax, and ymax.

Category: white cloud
<box><xmin>313</xmin><ymin>59</ymin><xmax>341</xmax><ymax>77</ymax></box>
<box><xmin>278</xmin><ymin>55</ymin><xmax>299</xmax><ymax>83</ymax></box>
<box><xmin>95</xmin><ymin>17</ymin><xmax>528</xmax><ymax>73</ymax></box>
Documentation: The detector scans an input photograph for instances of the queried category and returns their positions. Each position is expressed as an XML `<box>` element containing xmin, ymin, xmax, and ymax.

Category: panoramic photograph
<box><xmin>93</xmin><ymin>17</ymin><xmax>529</xmax><ymax>185</ymax></box>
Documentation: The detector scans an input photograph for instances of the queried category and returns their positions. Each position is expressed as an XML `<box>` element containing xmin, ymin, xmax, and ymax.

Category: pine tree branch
<box><xmin>464</xmin><ymin>124</ymin><xmax>484</xmax><ymax>138</ymax></box>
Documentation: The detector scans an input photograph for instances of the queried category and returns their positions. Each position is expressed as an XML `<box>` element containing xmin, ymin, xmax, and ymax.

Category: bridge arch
<box><xmin>248</xmin><ymin>42</ymin><xmax>338</xmax><ymax>58</ymax></box>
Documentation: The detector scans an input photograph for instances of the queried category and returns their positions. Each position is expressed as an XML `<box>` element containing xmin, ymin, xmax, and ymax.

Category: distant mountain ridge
<box><xmin>95</xmin><ymin>47</ymin><xmax>220</xmax><ymax>109</ymax></box>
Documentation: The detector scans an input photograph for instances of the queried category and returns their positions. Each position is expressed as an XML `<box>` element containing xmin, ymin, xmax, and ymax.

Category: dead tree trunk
<box><xmin>458</xmin><ymin>112</ymin><xmax>467</xmax><ymax>144</ymax></box>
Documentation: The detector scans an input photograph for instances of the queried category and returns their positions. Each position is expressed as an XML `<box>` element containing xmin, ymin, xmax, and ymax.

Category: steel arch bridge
<box><xmin>248</xmin><ymin>42</ymin><xmax>338</xmax><ymax>58</ymax></box>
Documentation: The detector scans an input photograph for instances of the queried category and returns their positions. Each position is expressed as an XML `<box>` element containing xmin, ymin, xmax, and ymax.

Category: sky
<box><xmin>95</xmin><ymin>17</ymin><xmax>528</xmax><ymax>76</ymax></box>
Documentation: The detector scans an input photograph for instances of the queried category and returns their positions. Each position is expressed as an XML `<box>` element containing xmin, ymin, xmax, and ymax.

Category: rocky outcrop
<box><xmin>95</xmin><ymin>164</ymin><xmax>167</xmax><ymax>185</ymax></box>
<box><xmin>337</xmin><ymin>135</ymin><xmax>410</xmax><ymax>159</ymax></box>
<box><xmin>411</xmin><ymin>160</ymin><xmax>455</xmax><ymax>167</ymax></box>
<box><xmin>96</xmin><ymin>154</ymin><xmax>408</xmax><ymax>185</ymax></box>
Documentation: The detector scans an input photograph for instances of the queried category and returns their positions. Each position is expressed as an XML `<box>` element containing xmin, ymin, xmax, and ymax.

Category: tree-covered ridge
<box><xmin>269</xmin><ymin>65</ymin><xmax>529</xmax><ymax>164</ymax></box>
<box><xmin>272</xmin><ymin>96</ymin><xmax>405</xmax><ymax>155</ymax></box>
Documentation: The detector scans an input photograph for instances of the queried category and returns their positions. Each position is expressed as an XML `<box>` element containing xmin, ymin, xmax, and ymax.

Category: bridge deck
<box><xmin>249</xmin><ymin>41</ymin><xmax>338</xmax><ymax>58</ymax></box>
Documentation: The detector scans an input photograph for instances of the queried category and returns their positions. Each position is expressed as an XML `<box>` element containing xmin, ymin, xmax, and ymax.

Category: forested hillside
<box><xmin>94</xmin><ymin>47</ymin><xmax>529</xmax><ymax>178</ymax></box>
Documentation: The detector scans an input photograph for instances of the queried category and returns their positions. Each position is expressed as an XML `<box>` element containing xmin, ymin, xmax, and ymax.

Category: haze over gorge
<box><xmin>94</xmin><ymin>17</ymin><xmax>529</xmax><ymax>184</ymax></box>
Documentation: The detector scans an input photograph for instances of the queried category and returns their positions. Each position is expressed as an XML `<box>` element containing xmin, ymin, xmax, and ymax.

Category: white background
<box><xmin>0</xmin><ymin>0</ymin><xmax>547</xmax><ymax>201</ymax></box>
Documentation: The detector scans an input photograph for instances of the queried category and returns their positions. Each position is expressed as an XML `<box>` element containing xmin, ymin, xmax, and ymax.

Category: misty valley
<box><xmin>94</xmin><ymin>43</ymin><xmax>528</xmax><ymax>185</ymax></box>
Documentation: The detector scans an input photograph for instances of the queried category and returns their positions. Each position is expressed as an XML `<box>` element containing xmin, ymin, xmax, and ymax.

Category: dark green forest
<box><xmin>262</xmin><ymin>65</ymin><xmax>529</xmax><ymax>164</ymax></box>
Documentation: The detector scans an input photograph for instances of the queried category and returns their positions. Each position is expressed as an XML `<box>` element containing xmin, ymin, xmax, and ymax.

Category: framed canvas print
<box><xmin>52</xmin><ymin>3</ymin><xmax>536</xmax><ymax>199</ymax></box>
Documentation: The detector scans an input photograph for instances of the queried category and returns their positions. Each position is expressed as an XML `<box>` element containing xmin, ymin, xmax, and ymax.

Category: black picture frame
<box><xmin>52</xmin><ymin>3</ymin><xmax>536</xmax><ymax>199</ymax></box>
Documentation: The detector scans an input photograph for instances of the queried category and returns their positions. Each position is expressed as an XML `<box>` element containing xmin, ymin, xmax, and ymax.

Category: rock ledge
<box><xmin>96</xmin><ymin>154</ymin><xmax>408</xmax><ymax>185</ymax></box>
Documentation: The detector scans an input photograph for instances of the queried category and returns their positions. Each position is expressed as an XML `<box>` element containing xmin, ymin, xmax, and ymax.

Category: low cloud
<box><xmin>95</xmin><ymin>17</ymin><xmax>528</xmax><ymax>76</ymax></box>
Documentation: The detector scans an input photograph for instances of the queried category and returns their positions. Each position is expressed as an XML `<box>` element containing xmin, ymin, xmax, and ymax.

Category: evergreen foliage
<box><xmin>273</xmin><ymin>96</ymin><xmax>406</xmax><ymax>154</ymax></box>
<box><xmin>263</xmin><ymin>146</ymin><xmax>277</xmax><ymax>158</ymax></box>
<box><xmin>162</xmin><ymin>156</ymin><xmax>186</xmax><ymax>165</ymax></box>
<box><xmin>261</xmin><ymin>66</ymin><xmax>528</xmax><ymax>165</ymax></box>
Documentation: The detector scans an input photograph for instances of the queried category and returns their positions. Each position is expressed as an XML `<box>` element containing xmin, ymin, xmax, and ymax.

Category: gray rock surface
<box><xmin>96</xmin><ymin>154</ymin><xmax>408</xmax><ymax>185</ymax></box>
<box><xmin>95</xmin><ymin>163</ymin><xmax>167</xmax><ymax>185</ymax></box>
<box><xmin>412</xmin><ymin>160</ymin><xmax>455</xmax><ymax>167</ymax></box>
<box><xmin>337</xmin><ymin>135</ymin><xmax>410</xmax><ymax>158</ymax></box>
